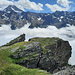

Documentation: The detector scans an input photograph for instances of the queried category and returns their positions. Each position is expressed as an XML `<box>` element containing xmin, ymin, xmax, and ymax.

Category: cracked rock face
<box><xmin>19</xmin><ymin>55</ymin><xmax>41</xmax><ymax>68</ymax></box>
<box><xmin>39</xmin><ymin>39</ymin><xmax>71</xmax><ymax>73</ymax></box>
<box><xmin>11</xmin><ymin>42</ymin><xmax>42</xmax><ymax>59</ymax></box>
<box><xmin>45</xmin><ymin>39</ymin><xmax>72</xmax><ymax>67</ymax></box>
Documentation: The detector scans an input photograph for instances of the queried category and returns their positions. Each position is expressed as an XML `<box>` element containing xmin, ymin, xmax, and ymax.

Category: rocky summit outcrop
<box><xmin>10</xmin><ymin>37</ymin><xmax>72</xmax><ymax>74</ymax></box>
<box><xmin>4</xmin><ymin>33</ymin><xmax>25</xmax><ymax>46</ymax></box>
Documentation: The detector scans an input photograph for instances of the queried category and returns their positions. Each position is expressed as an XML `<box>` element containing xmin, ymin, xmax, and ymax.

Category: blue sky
<box><xmin>0</xmin><ymin>0</ymin><xmax>75</xmax><ymax>13</ymax></box>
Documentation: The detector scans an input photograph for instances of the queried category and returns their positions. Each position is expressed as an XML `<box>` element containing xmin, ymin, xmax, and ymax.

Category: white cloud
<box><xmin>0</xmin><ymin>0</ymin><xmax>43</xmax><ymax>11</ymax></box>
<box><xmin>57</xmin><ymin>0</ymin><xmax>72</xmax><ymax>7</ymax></box>
<box><xmin>16</xmin><ymin>0</ymin><xmax>43</xmax><ymax>11</ymax></box>
<box><xmin>0</xmin><ymin>23</ymin><xmax>75</xmax><ymax>65</ymax></box>
<box><xmin>46</xmin><ymin>4</ymin><xmax>69</xmax><ymax>12</ymax></box>
<box><xmin>69</xmin><ymin>40</ymin><xmax>75</xmax><ymax>65</ymax></box>
<box><xmin>46</xmin><ymin>0</ymin><xmax>73</xmax><ymax>12</ymax></box>
<box><xmin>38</xmin><ymin>3</ymin><xmax>43</xmax><ymax>7</ymax></box>
<box><xmin>0</xmin><ymin>0</ymin><xmax>13</xmax><ymax>10</ymax></box>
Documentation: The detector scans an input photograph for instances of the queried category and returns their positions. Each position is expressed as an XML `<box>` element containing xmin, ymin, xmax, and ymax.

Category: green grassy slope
<box><xmin>0</xmin><ymin>41</ymin><xmax>52</xmax><ymax>75</ymax></box>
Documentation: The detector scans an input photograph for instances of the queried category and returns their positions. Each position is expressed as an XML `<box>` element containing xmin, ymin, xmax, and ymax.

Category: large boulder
<box><xmin>10</xmin><ymin>37</ymin><xmax>72</xmax><ymax>74</ymax></box>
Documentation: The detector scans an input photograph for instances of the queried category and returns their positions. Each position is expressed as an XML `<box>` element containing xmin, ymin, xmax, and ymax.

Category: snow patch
<box><xmin>2</xmin><ymin>13</ymin><xmax>9</xmax><ymax>20</ymax></box>
<box><xmin>2</xmin><ymin>13</ymin><xmax>5</xmax><ymax>17</ymax></box>
<box><xmin>37</xmin><ymin>17</ymin><xmax>41</xmax><ymax>20</ymax></box>
<box><xmin>60</xmin><ymin>16</ymin><xmax>64</xmax><ymax>19</ymax></box>
<box><xmin>52</xmin><ymin>15</ymin><xmax>56</xmax><ymax>18</ymax></box>
<box><xmin>59</xmin><ymin>19</ymin><xmax>61</xmax><ymax>22</ymax></box>
<box><xmin>67</xmin><ymin>17</ymin><xmax>69</xmax><ymax>19</ymax></box>
<box><xmin>21</xmin><ymin>16</ymin><xmax>23</xmax><ymax>18</ymax></box>
<box><xmin>70</xmin><ymin>15</ymin><xmax>72</xmax><ymax>16</ymax></box>
<box><xmin>57</xmin><ymin>17</ymin><xmax>60</xmax><ymax>20</ymax></box>
<box><xmin>45</xmin><ymin>14</ymin><xmax>50</xmax><ymax>16</ymax></box>
<box><xmin>11</xmin><ymin>7</ymin><xmax>22</xmax><ymax>13</ymax></box>
<box><xmin>71</xmin><ymin>19</ymin><xmax>73</xmax><ymax>20</ymax></box>
<box><xmin>47</xmin><ymin>14</ymin><xmax>50</xmax><ymax>15</ymax></box>
<box><xmin>7</xmin><ymin>11</ymin><xmax>11</xmax><ymax>13</ymax></box>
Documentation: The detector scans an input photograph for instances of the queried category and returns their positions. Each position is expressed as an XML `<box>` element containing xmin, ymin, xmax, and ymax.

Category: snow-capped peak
<box><xmin>3</xmin><ymin>5</ymin><xmax>23</xmax><ymax>14</ymax></box>
<box><xmin>37</xmin><ymin>17</ymin><xmax>41</xmax><ymax>20</ymax></box>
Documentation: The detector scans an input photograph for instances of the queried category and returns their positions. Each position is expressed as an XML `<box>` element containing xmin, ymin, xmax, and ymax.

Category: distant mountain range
<box><xmin>0</xmin><ymin>5</ymin><xmax>75</xmax><ymax>29</ymax></box>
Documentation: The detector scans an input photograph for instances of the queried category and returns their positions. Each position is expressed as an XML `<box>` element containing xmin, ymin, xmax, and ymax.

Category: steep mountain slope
<box><xmin>0</xmin><ymin>5</ymin><xmax>75</xmax><ymax>29</ymax></box>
